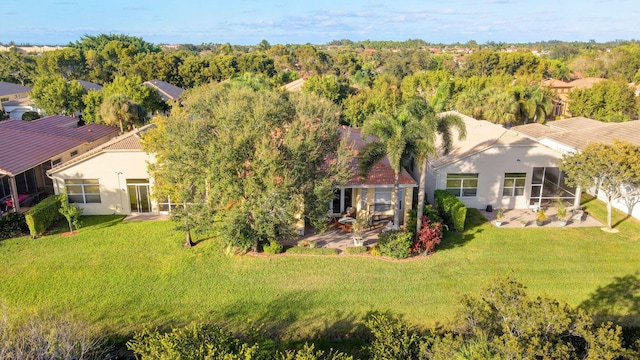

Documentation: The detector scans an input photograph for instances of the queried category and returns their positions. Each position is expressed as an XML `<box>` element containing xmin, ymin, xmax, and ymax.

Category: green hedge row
<box><xmin>25</xmin><ymin>195</ymin><xmax>63</xmax><ymax>237</ymax></box>
<box><xmin>285</xmin><ymin>247</ymin><xmax>339</xmax><ymax>255</ymax></box>
<box><xmin>345</xmin><ymin>245</ymin><xmax>368</xmax><ymax>254</ymax></box>
<box><xmin>434</xmin><ymin>190</ymin><xmax>467</xmax><ymax>232</ymax></box>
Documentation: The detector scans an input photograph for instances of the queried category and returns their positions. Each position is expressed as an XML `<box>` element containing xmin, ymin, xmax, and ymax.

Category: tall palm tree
<box><xmin>359</xmin><ymin>107</ymin><xmax>429</xmax><ymax>227</ymax></box>
<box><xmin>403</xmin><ymin>98</ymin><xmax>467</xmax><ymax>235</ymax></box>
<box><xmin>513</xmin><ymin>85</ymin><xmax>553</xmax><ymax>124</ymax></box>
<box><xmin>483</xmin><ymin>87</ymin><xmax>519</xmax><ymax>126</ymax></box>
<box><xmin>99</xmin><ymin>93</ymin><xmax>141</xmax><ymax>133</ymax></box>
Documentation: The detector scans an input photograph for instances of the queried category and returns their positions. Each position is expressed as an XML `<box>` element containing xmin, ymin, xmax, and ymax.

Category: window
<box><xmin>70</xmin><ymin>150</ymin><xmax>78</xmax><ymax>157</ymax></box>
<box><xmin>446</xmin><ymin>173</ymin><xmax>478</xmax><ymax>197</ymax></box>
<box><xmin>374</xmin><ymin>188</ymin><xmax>403</xmax><ymax>209</ymax></box>
<box><xmin>503</xmin><ymin>173</ymin><xmax>526</xmax><ymax>196</ymax></box>
<box><xmin>52</xmin><ymin>158</ymin><xmax>62</xmax><ymax>166</ymax></box>
<box><xmin>65</xmin><ymin>179</ymin><xmax>101</xmax><ymax>203</ymax></box>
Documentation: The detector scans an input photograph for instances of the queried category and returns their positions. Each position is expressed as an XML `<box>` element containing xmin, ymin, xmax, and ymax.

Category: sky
<box><xmin>1</xmin><ymin>0</ymin><xmax>638</xmax><ymax>46</ymax></box>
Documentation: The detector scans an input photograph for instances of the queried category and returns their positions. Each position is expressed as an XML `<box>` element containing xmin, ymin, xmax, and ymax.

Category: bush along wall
<box><xmin>0</xmin><ymin>212</ymin><xmax>29</xmax><ymax>239</ymax></box>
<box><xmin>434</xmin><ymin>190</ymin><xmax>467</xmax><ymax>232</ymax></box>
<box><xmin>24</xmin><ymin>195</ymin><xmax>63</xmax><ymax>237</ymax></box>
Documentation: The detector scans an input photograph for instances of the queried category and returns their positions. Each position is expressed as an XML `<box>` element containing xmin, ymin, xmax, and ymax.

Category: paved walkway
<box><xmin>480</xmin><ymin>208</ymin><xmax>604</xmax><ymax>228</ymax></box>
<box><xmin>123</xmin><ymin>214</ymin><xmax>170</xmax><ymax>221</ymax></box>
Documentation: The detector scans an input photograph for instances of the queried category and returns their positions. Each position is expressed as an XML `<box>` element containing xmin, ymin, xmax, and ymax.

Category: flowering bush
<box><xmin>412</xmin><ymin>216</ymin><xmax>443</xmax><ymax>256</ymax></box>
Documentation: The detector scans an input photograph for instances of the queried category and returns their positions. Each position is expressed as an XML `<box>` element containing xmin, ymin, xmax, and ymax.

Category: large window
<box><xmin>503</xmin><ymin>173</ymin><xmax>526</xmax><ymax>196</ymax></box>
<box><xmin>446</xmin><ymin>173</ymin><xmax>478</xmax><ymax>197</ymax></box>
<box><xmin>374</xmin><ymin>188</ymin><xmax>403</xmax><ymax>209</ymax></box>
<box><xmin>65</xmin><ymin>179</ymin><xmax>101</xmax><ymax>203</ymax></box>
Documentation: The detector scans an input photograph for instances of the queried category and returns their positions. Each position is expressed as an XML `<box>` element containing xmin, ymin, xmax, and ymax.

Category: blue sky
<box><xmin>1</xmin><ymin>0</ymin><xmax>638</xmax><ymax>45</ymax></box>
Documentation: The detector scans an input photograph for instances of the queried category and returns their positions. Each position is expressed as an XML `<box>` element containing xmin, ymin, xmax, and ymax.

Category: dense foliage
<box><xmin>434</xmin><ymin>190</ymin><xmax>467</xmax><ymax>232</ymax></box>
<box><xmin>0</xmin><ymin>212</ymin><xmax>28</xmax><ymax>239</ymax></box>
<box><xmin>144</xmin><ymin>83</ymin><xmax>350</xmax><ymax>251</ymax></box>
<box><xmin>24</xmin><ymin>195</ymin><xmax>63</xmax><ymax>237</ymax></box>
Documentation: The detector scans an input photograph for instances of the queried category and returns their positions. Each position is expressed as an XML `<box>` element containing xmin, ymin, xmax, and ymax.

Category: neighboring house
<box><xmin>283</xmin><ymin>78</ymin><xmax>305</xmax><ymax>92</ymax></box>
<box><xmin>513</xmin><ymin>117</ymin><xmax>640</xmax><ymax>220</ymax></box>
<box><xmin>48</xmin><ymin>125</ymin><xmax>161</xmax><ymax>216</ymax></box>
<box><xmin>335</xmin><ymin>127</ymin><xmax>417</xmax><ymax>225</ymax></box>
<box><xmin>143</xmin><ymin>80</ymin><xmax>184</xmax><ymax>102</ymax></box>
<box><xmin>422</xmin><ymin>111</ymin><xmax>576</xmax><ymax>211</ymax></box>
<box><xmin>542</xmin><ymin>77</ymin><xmax>605</xmax><ymax>118</ymax></box>
<box><xmin>0</xmin><ymin>115</ymin><xmax>118</xmax><ymax>212</ymax></box>
<box><xmin>76</xmin><ymin>80</ymin><xmax>103</xmax><ymax>92</ymax></box>
<box><xmin>0</xmin><ymin>81</ymin><xmax>32</xmax><ymax>119</ymax></box>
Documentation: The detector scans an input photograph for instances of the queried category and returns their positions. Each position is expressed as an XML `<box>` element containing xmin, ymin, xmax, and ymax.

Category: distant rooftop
<box><xmin>144</xmin><ymin>80</ymin><xmax>184</xmax><ymax>101</ymax></box>
<box><xmin>0</xmin><ymin>81</ymin><xmax>31</xmax><ymax>97</ymax></box>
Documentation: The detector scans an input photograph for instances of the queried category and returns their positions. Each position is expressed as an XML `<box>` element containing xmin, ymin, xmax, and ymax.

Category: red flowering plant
<box><xmin>412</xmin><ymin>216</ymin><xmax>443</xmax><ymax>256</ymax></box>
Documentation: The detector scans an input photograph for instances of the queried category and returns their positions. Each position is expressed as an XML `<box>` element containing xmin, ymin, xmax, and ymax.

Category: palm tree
<box><xmin>483</xmin><ymin>87</ymin><xmax>518</xmax><ymax>126</ymax></box>
<box><xmin>99</xmin><ymin>93</ymin><xmax>141</xmax><ymax>133</ymax></box>
<box><xmin>403</xmin><ymin>99</ymin><xmax>467</xmax><ymax>235</ymax></box>
<box><xmin>513</xmin><ymin>85</ymin><xmax>553</xmax><ymax>124</ymax></box>
<box><xmin>359</xmin><ymin>107</ymin><xmax>429</xmax><ymax>227</ymax></box>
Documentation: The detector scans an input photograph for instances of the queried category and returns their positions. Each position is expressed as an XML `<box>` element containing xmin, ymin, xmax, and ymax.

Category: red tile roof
<box><xmin>339</xmin><ymin>127</ymin><xmax>417</xmax><ymax>187</ymax></box>
<box><xmin>0</xmin><ymin>115</ymin><xmax>118</xmax><ymax>175</ymax></box>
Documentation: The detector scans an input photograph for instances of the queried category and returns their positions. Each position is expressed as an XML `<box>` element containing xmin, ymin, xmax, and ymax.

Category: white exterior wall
<box><xmin>588</xmin><ymin>186</ymin><xmax>640</xmax><ymax>222</ymax></box>
<box><xmin>431</xmin><ymin>144</ymin><xmax>561</xmax><ymax>210</ymax></box>
<box><xmin>51</xmin><ymin>150</ymin><xmax>155</xmax><ymax>215</ymax></box>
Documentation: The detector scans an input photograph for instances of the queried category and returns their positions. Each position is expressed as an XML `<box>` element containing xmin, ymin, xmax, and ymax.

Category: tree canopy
<box><xmin>145</xmin><ymin>83</ymin><xmax>350</xmax><ymax>252</ymax></box>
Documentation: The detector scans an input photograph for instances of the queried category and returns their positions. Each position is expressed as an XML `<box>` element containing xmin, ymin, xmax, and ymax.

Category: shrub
<box><xmin>285</xmin><ymin>247</ymin><xmax>338</xmax><ymax>255</ymax></box>
<box><xmin>345</xmin><ymin>245</ymin><xmax>368</xmax><ymax>255</ymax></box>
<box><xmin>412</xmin><ymin>217</ymin><xmax>443</xmax><ymax>256</ymax></box>
<box><xmin>365</xmin><ymin>313</ymin><xmax>424</xmax><ymax>360</ymax></box>
<box><xmin>279</xmin><ymin>343</ymin><xmax>353</xmax><ymax>360</ymax></box>
<box><xmin>263</xmin><ymin>240</ymin><xmax>283</xmax><ymax>254</ymax></box>
<box><xmin>0</xmin><ymin>212</ymin><xmax>28</xmax><ymax>239</ymax></box>
<box><xmin>377</xmin><ymin>230</ymin><xmax>412</xmax><ymax>259</ymax></box>
<box><xmin>24</xmin><ymin>195</ymin><xmax>63</xmax><ymax>237</ymax></box>
<box><xmin>127</xmin><ymin>323</ymin><xmax>258</xmax><ymax>359</ymax></box>
<box><xmin>369</xmin><ymin>245</ymin><xmax>381</xmax><ymax>257</ymax></box>
<box><xmin>434</xmin><ymin>190</ymin><xmax>467</xmax><ymax>232</ymax></box>
<box><xmin>407</xmin><ymin>204</ymin><xmax>443</xmax><ymax>239</ymax></box>
<box><xmin>21</xmin><ymin>111</ymin><xmax>41</xmax><ymax>121</ymax></box>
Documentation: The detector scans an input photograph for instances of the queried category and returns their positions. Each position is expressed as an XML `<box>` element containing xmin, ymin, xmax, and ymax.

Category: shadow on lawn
<box><xmin>215</xmin><ymin>290</ymin><xmax>367</xmax><ymax>343</ymax></box>
<box><xmin>438</xmin><ymin>208</ymin><xmax>487</xmax><ymax>252</ymax></box>
<box><xmin>578</xmin><ymin>272</ymin><xmax>640</xmax><ymax>326</ymax></box>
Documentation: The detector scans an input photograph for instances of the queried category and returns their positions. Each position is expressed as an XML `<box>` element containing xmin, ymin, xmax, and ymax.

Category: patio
<box><xmin>287</xmin><ymin>221</ymin><xmax>387</xmax><ymax>253</ymax></box>
<box><xmin>480</xmin><ymin>207</ymin><xmax>604</xmax><ymax>228</ymax></box>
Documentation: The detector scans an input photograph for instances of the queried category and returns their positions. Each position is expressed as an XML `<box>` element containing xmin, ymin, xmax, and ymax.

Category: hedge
<box><xmin>434</xmin><ymin>190</ymin><xmax>467</xmax><ymax>232</ymax></box>
<box><xmin>345</xmin><ymin>245</ymin><xmax>368</xmax><ymax>255</ymax></box>
<box><xmin>0</xmin><ymin>212</ymin><xmax>28</xmax><ymax>239</ymax></box>
<box><xmin>25</xmin><ymin>195</ymin><xmax>63</xmax><ymax>237</ymax></box>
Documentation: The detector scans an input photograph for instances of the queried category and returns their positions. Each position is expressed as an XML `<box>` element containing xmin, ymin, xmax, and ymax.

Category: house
<box><xmin>143</xmin><ymin>80</ymin><xmax>184</xmax><ymax>102</ymax></box>
<box><xmin>334</xmin><ymin>127</ymin><xmax>417</xmax><ymax>226</ymax></box>
<box><xmin>422</xmin><ymin>111</ymin><xmax>576</xmax><ymax>212</ymax></box>
<box><xmin>0</xmin><ymin>115</ymin><xmax>118</xmax><ymax>212</ymax></box>
<box><xmin>0</xmin><ymin>81</ymin><xmax>32</xmax><ymax>119</ymax></box>
<box><xmin>76</xmin><ymin>80</ymin><xmax>103</xmax><ymax>92</ymax></box>
<box><xmin>542</xmin><ymin>77</ymin><xmax>605</xmax><ymax>118</ymax></box>
<box><xmin>48</xmin><ymin>125</ymin><xmax>161</xmax><ymax>215</ymax></box>
<box><xmin>48</xmin><ymin>125</ymin><xmax>417</xmax><ymax>227</ymax></box>
<box><xmin>513</xmin><ymin>117</ymin><xmax>640</xmax><ymax>220</ymax></box>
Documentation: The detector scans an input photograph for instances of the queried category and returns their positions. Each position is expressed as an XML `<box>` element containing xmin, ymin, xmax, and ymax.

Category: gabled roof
<box><xmin>144</xmin><ymin>80</ymin><xmax>184</xmax><ymax>101</ymax></box>
<box><xmin>567</xmin><ymin>77</ymin><xmax>605</xmax><ymax>89</ymax></box>
<box><xmin>48</xmin><ymin>125</ymin><xmax>150</xmax><ymax>175</ymax></box>
<box><xmin>0</xmin><ymin>81</ymin><xmax>31</xmax><ymax>97</ymax></box>
<box><xmin>76</xmin><ymin>80</ymin><xmax>102</xmax><ymax>92</ymax></box>
<box><xmin>339</xmin><ymin>127</ymin><xmax>416</xmax><ymax>187</ymax></box>
<box><xmin>0</xmin><ymin>115</ymin><xmax>116</xmax><ymax>142</ymax></box>
<box><xmin>513</xmin><ymin>117</ymin><xmax>640</xmax><ymax>151</ymax></box>
<box><xmin>430</xmin><ymin>111</ymin><xmax>537</xmax><ymax>168</ymax></box>
<box><xmin>283</xmin><ymin>78</ymin><xmax>305</xmax><ymax>92</ymax></box>
<box><xmin>0</xmin><ymin>115</ymin><xmax>118</xmax><ymax>176</ymax></box>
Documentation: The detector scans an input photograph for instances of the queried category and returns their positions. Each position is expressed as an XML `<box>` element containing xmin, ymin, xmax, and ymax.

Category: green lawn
<box><xmin>1</xmin><ymin>195</ymin><xmax>639</xmax><ymax>343</ymax></box>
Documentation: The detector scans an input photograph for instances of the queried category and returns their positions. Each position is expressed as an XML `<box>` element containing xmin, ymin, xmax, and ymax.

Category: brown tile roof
<box><xmin>0</xmin><ymin>116</ymin><xmax>118</xmax><ymax>175</ymax></box>
<box><xmin>48</xmin><ymin>125</ymin><xmax>150</xmax><ymax>174</ymax></box>
<box><xmin>0</xmin><ymin>115</ymin><xmax>117</xmax><ymax>142</ymax></box>
<box><xmin>430</xmin><ymin>111</ymin><xmax>537</xmax><ymax>168</ymax></box>
<box><xmin>339</xmin><ymin>127</ymin><xmax>416</xmax><ymax>187</ymax></box>
<box><xmin>514</xmin><ymin>117</ymin><xmax>640</xmax><ymax>150</ymax></box>
<box><xmin>0</xmin><ymin>129</ymin><xmax>84</xmax><ymax>175</ymax></box>
<box><xmin>567</xmin><ymin>77</ymin><xmax>605</xmax><ymax>89</ymax></box>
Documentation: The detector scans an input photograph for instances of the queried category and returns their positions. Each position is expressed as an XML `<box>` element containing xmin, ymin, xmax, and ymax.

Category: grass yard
<box><xmin>1</xmin><ymin>194</ymin><xmax>639</xmax><ymax>344</ymax></box>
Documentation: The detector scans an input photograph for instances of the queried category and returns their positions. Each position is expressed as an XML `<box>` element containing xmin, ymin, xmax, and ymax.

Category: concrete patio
<box><xmin>480</xmin><ymin>207</ymin><xmax>604</xmax><ymax>228</ymax></box>
<box><xmin>286</xmin><ymin>222</ymin><xmax>386</xmax><ymax>253</ymax></box>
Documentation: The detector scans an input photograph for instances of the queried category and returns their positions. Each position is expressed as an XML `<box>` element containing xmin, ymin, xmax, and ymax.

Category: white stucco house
<box><xmin>420</xmin><ymin>111</ymin><xmax>577</xmax><ymax>212</ymax></box>
<box><xmin>47</xmin><ymin>125</ymin><xmax>170</xmax><ymax>215</ymax></box>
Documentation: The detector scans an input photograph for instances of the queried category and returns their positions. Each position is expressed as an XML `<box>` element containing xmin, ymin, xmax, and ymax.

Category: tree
<box><xmin>568</xmin><ymin>80</ymin><xmax>637</xmax><ymax>122</ymax></box>
<box><xmin>483</xmin><ymin>87</ymin><xmax>518</xmax><ymax>125</ymax></box>
<box><xmin>402</xmin><ymin>98</ymin><xmax>466</xmax><ymax>235</ymax></box>
<box><xmin>145</xmin><ymin>84</ymin><xmax>349</xmax><ymax>252</ymax></box>
<box><xmin>30</xmin><ymin>75</ymin><xmax>86</xmax><ymax>115</ymax></box>
<box><xmin>0</xmin><ymin>47</ymin><xmax>36</xmax><ymax>85</ymax></box>
<box><xmin>99</xmin><ymin>93</ymin><xmax>141</xmax><ymax>133</ymax></box>
<box><xmin>512</xmin><ymin>85</ymin><xmax>552</xmax><ymax>124</ymax></box>
<box><xmin>559</xmin><ymin>140</ymin><xmax>640</xmax><ymax>230</ymax></box>
<box><xmin>359</xmin><ymin>104</ymin><xmax>431</xmax><ymax>226</ymax></box>
<box><xmin>302</xmin><ymin>74</ymin><xmax>349</xmax><ymax>104</ymax></box>
<box><xmin>36</xmin><ymin>48</ymin><xmax>86</xmax><ymax>80</ymax></box>
<box><xmin>59</xmin><ymin>198</ymin><xmax>83</xmax><ymax>233</ymax></box>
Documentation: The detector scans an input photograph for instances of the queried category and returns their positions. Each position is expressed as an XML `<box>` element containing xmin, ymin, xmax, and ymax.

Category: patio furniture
<box><xmin>338</xmin><ymin>216</ymin><xmax>356</xmax><ymax>232</ymax></box>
